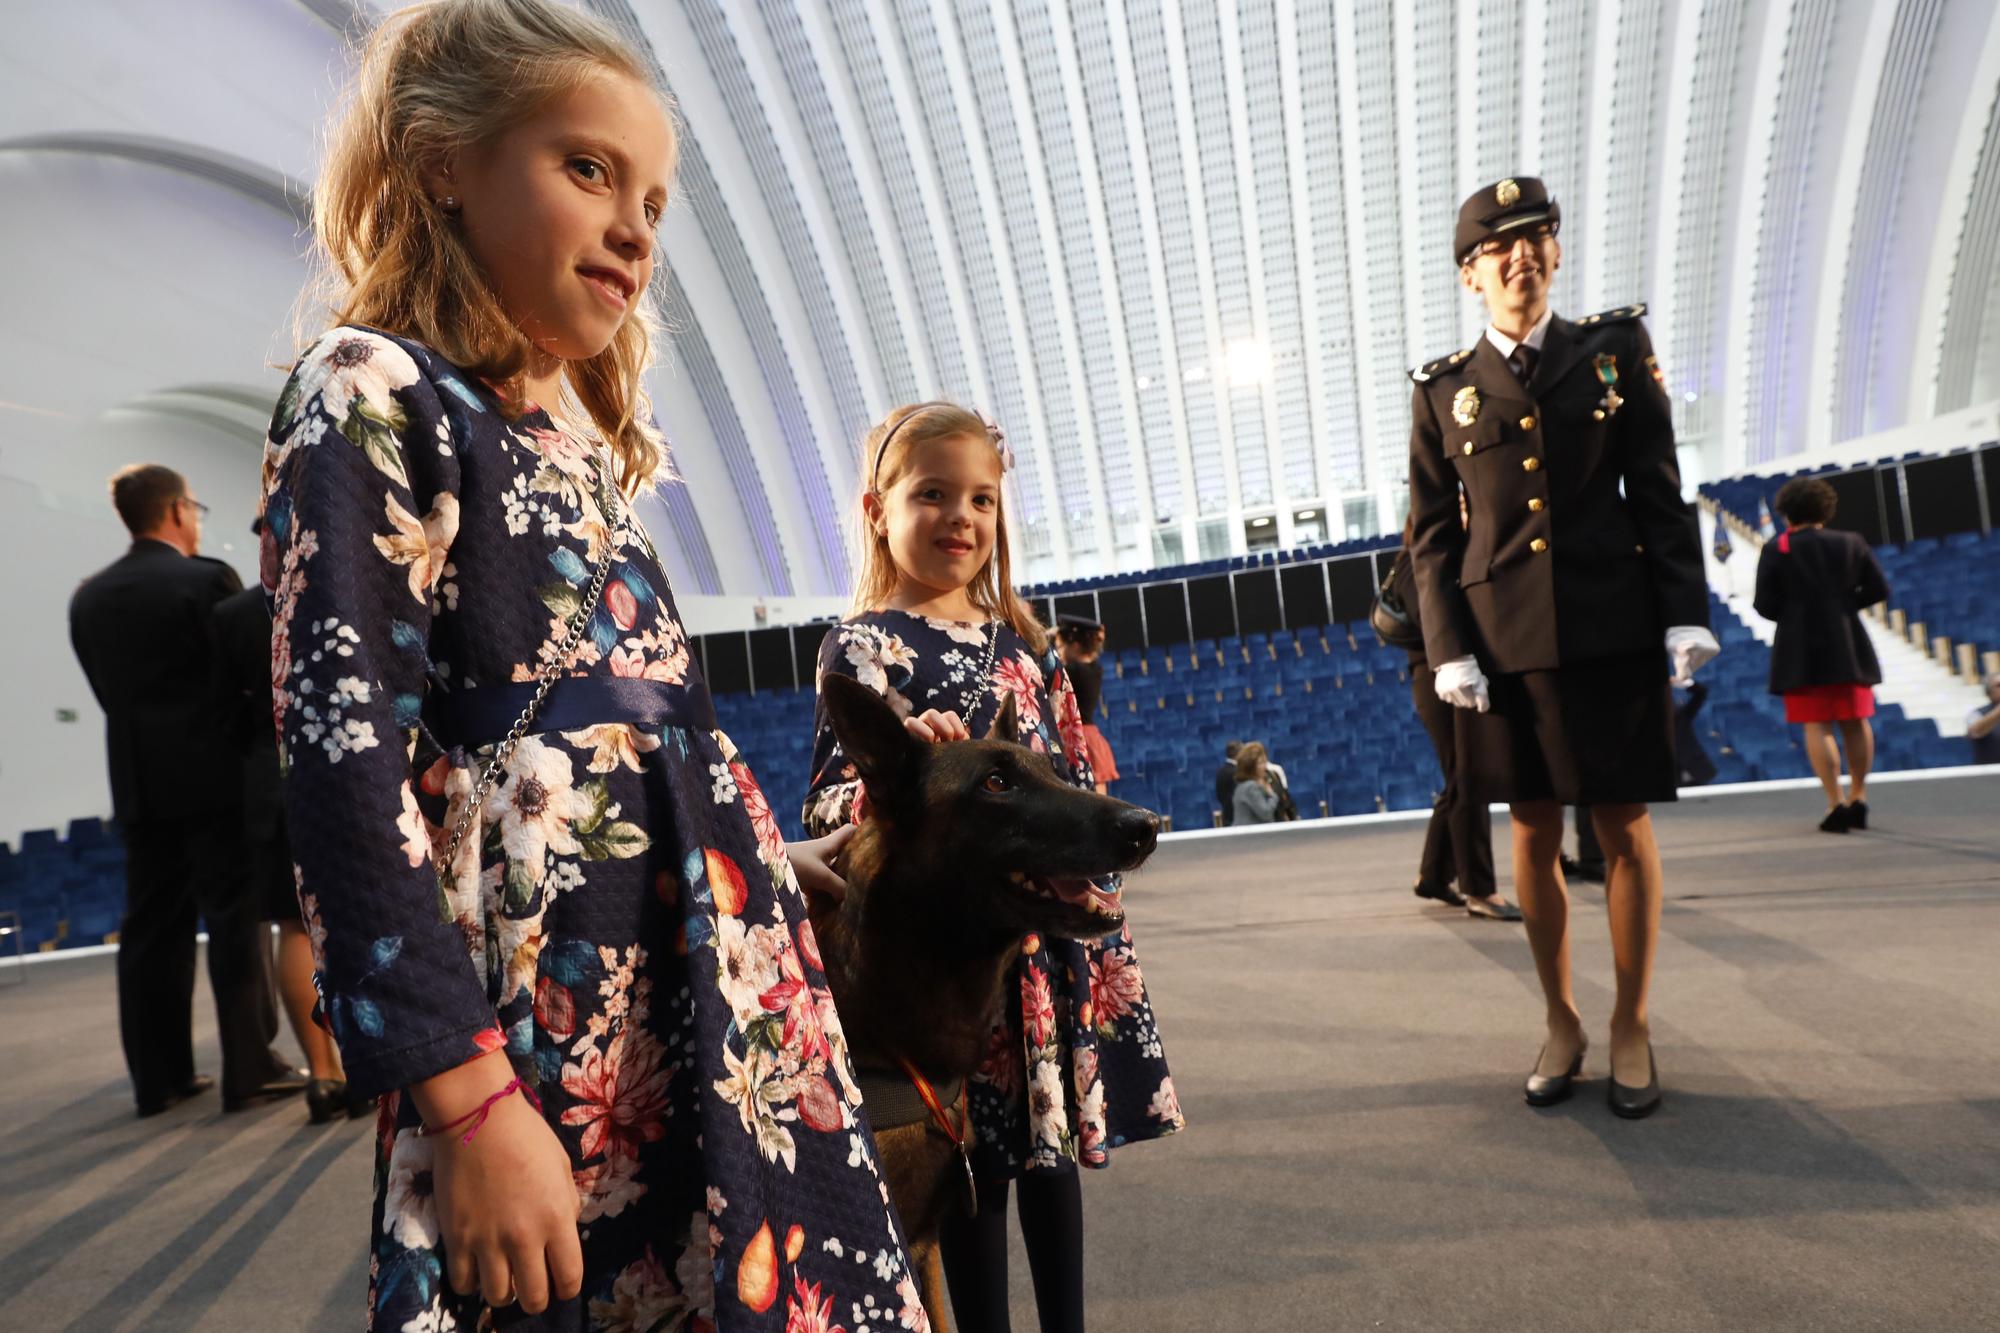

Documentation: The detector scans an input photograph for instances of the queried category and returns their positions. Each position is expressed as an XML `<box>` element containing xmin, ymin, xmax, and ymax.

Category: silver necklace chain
<box><xmin>957</xmin><ymin>618</ymin><xmax>1000</xmax><ymax>721</ymax></box>
<box><xmin>434</xmin><ymin>448</ymin><xmax>620</xmax><ymax>893</ymax></box>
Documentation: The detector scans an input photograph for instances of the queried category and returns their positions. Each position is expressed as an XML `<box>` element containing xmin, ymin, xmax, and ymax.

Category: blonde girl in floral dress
<box><xmin>803</xmin><ymin>404</ymin><xmax>1182</xmax><ymax>1333</ymax></box>
<box><xmin>264</xmin><ymin>3</ymin><xmax>922</xmax><ymax>1329</ymax></box>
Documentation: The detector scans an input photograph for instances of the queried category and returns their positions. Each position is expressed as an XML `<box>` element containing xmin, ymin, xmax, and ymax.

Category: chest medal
<box><xmin>1592</xmin><ymin>353</ymin><xmax>1624</xmax><ymax>421</ymax></box>
<box><xmin>1451</xmin><ymin>385</ymin><xmax>1481</xmax><ymax>428</ymax></box>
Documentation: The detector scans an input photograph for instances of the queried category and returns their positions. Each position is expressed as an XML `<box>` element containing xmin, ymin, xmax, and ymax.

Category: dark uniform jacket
<box><xmin>212</xmin><ymin>585</ymin><xmax>287</xmax><ymax>839</ymax></box>
<box><xmin>1407</xmin><ymin>306</ymin><xmax>1709</xmax><ymax>675</ymax></box>
<box><xmin>1751</xmin><ymin>526</ymin><xmax>1888</xmax><ymax>694</ymax></box>
<box><xmin>69</xmin><ymin>539</ymin><xmax>244</xmax><ymax>822</ymax></box>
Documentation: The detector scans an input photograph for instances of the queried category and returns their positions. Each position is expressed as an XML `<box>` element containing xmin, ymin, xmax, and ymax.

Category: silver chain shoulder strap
<box><xmin>434</xmin><ymin>450</ymin><xmax>621</xmax><ymax>894</ymax></box>
<box><xmin>956</xmin><ymin>618</ymin><xmax>1000</xmax><ymax>721</ymax></box>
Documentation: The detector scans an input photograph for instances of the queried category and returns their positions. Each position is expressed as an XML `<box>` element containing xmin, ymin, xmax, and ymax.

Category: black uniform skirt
<box><xmin>1457</xmin><ymin>652</ymin><xmax>1678</xmax><ymax>806</ymax></box>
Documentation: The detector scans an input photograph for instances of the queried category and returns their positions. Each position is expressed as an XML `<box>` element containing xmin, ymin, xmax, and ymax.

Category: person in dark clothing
<box><xmin>1392</xmin><ymin>524</ymin><xmax>1520</xmax><ymax>921</ymax></box>
<box><xmin>1216</xmin><ymin>740</ymin><xmax>1242</xmax><ymax>825</ymax></box>
<box><xmin>68</xmin><ymin>464</ymin><xmax>304</xmax><ymax>1117</ymax></box>
<box><xmin>1057</xmin><ymin>615</ymin><xmax>1117</xmax><ymax>793</ymax></box>
<box><xmin>1674</xmin><ymin>683</ymin><xmax>1717</xmax><ymax>786</ymax></box>
<box><xmin>1753</xmin><ymin>476</ymin><xmax>1890</xmax><ymax>832</ymax></box>
<box><xmin>1408</xmin><ymin>178</ymin><xmax>1719</xmax><ymax>1118</ymax></box>
<box><xmin>212</xmin><ymin>518</ymin><xmax>354</xmax><ymax>1123</ymax></box>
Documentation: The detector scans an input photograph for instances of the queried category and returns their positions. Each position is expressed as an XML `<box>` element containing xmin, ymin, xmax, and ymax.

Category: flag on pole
<box><xmin>1757</xmin><ymin>497</ymin><xmax>1775</xmax><ymax>540</ymax></box>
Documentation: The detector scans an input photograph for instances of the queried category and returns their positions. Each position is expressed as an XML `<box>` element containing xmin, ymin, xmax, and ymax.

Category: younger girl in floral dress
<box><xmin>265</xmin><ymin>3</ymin><xmax>920</xmax><ymax>1328</ymax></box>
<box><xmin>803</xmin><ymin>403</ymin><xmax>1183</xmax><ymax>1333</ymax></box>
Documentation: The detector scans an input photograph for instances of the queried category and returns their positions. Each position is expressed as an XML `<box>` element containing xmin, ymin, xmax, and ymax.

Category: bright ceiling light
<box><xmin>1250</xmin><ymin>516</ymin><xmax>1273</xmax><ymax>527</ymax></box>
<box><xmin>1184</xmin><ymin>364</ymin><xmax>1208</xmax><ymax>382</ymax></box>
<box><xmin>1296</xmin><ymin>509</ymin><xmax>1318</xmax><ymax>519</ymax></box>
<box><xmin>1136</xmin><ymin>375</ymin><xmax>1152</xmax><ymax>389</ymax></box>
<box><xmin>1226</xmin><ymin>337</ymin><xmax>1271</xmax><ymax>386</ymax></box>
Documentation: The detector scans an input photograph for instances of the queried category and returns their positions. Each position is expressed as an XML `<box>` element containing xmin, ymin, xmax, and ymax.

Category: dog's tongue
<box><xmin>1035</xmin><ymin>874</ymin><xmax>1123</xmax><ymax>917</ymax></box>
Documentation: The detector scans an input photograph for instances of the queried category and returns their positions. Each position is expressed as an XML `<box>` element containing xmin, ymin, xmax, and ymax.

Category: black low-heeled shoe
<box><xmin>305</xmin><ymin>1079</ymin><xmax>348</xmax><ymax>1125</ymax></box>
<box><xmin>1414</xmin><ymin>879</ymin><xmax>1467</xmax><ymax>908</ymax></box>
<box><xmin>1608</xmin><ymin>1043</ymin><xmax>1662</xmax><ymax>1120</ymax></box>
<box><xmin>1524</xmin><ymin>1044</ymin><xmax>1586</xmax><ymax>1106</ymax></box>
<box><xmin>1843</xmin><ymin>800</ymin><xmax>1868</xmax><ymax>830</ymax></box>
<box><xmin>1819</xmin><ymin>806</ymin><xmax>1850</xmax><ymax>834</ymax></box>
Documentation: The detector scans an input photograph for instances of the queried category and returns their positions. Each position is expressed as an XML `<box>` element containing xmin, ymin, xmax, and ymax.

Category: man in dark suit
<box><xmin>1407</xmin><ymin>178</ymin><xmax>1718</xmax><ymax>1119</ymax></box>
<box><xmin>1215</xmin><ymin>740</ymin><xmax>1241</xmax><ymax>826</ymax></box>
<box><xmin>69</xmin><ymin>464</ymin><xmax>302</xmax><ymax>1116</ymax></box>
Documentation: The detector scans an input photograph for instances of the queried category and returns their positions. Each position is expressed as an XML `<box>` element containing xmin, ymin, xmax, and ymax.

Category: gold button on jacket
<box><xmin>1519</xmin><ymin>416</ymin><xmax>1537</xmax><ymax>430</ymax></box>
<box><xmin>1530</xmin><ymin>538</ymin><xmax>1548</xmax><ymax>553</ymax></box>
<box><xmin>1522</xmin><ymin>456</ymin><xmax>1541</xmax><ymax>472</ymax></box>
<box><xmin>1528</xmin><ymin>497</ymin><xmax>1545</xmax><ymax>512</ymax></box>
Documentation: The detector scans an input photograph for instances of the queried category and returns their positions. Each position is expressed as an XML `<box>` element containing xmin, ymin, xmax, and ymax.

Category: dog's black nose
<box><xmin>1117</xmin><ymin>808</ymin><xmax>1159</xmax><ymax>861</ymax></box>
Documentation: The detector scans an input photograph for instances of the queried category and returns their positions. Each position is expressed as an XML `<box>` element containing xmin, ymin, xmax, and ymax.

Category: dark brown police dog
<box><xmin>810</xmin><ymin>673</ymin><xmax>1159</xmax><ymax>1331</ymax></box>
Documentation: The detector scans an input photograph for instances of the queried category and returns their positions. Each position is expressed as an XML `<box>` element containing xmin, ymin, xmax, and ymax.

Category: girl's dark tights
<box><xmin>937</xmin><ymin>1169</ymin><xmax>1086</xmax><ymax>1333</ymax></box>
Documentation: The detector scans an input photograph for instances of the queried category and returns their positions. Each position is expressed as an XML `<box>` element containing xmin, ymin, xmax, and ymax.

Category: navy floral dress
<box><xmin>263</xmin><ymin>327</ymin><xmax>925</xmax><ymax>1332</ymax></box>
<box><xmin>804</xmin><ymin>611</ymin><xmax>1183</xmax><ymax>1177</ymax></box>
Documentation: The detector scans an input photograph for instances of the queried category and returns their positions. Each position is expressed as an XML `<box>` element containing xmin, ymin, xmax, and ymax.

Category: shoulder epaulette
<box><xmin>1575</xmin><ymin>302</ymin><xmax>1647</xmax><ymax>328</ymax></box>
<box><xmin>1409</xmin><ymin>346</ymin><xmax>1474</xmax><ymax>383</ymax></box>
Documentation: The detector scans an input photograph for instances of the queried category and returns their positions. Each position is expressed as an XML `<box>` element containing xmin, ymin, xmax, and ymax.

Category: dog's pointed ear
<box><xmin>986</xmin><ymin>691</ymin><xmax>1020</xmax><ymax>745</ymax></box>
<box><xmin>822</xmin><ymin>674</ymin><xmax>920</xmax><ymax>794</ymax></box>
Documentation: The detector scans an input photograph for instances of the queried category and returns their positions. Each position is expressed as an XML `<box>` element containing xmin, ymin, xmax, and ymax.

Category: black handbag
<box><xmin>1370</xmin><ymin>550</ymin><xmax>1424</xmax><ymax>650</ymax></box>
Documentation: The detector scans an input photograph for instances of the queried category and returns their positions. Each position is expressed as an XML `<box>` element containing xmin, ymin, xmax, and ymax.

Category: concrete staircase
<box><xmin>1697</xmin><ymin>504</ymin><xmax>1970</xmax><ymax>736</ymax></box>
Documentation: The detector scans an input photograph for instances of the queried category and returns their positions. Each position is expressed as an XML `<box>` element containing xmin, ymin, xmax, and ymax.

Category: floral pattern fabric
<box><xmin>265</xmin><ymin>326</ymin><xmax>924</xmax><ymax>1332</ymax></box>
<box><xmin>803</xmin><ymin>611</ymin><xmax>1183</xmax><ymax>1176</ymax></box>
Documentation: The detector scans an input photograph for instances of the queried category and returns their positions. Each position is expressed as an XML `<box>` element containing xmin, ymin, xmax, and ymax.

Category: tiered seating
<box><xmin>0</xmin><ymin>817</ymin><xmax>128</xmax><ymax>953</ymax></box>
<box><xmin>711</xmin><ymin>589</ymin><xmax>1963</xmax><ymax>837</ymax></box>
<box><xmin>1680</xmin><ymin>591</ymin><xmax>1961</xmax><ymax>779</ymax></box>
<box><xmin>1095</xmin><ymin>626</ymin><xmax>1435</xmax><ymax>830</ymax></box>
<box><xmin>712</xmin><ymin>687</ymin><xmax>821</xmax><ymax>841</ymax></box>
<box><xmin>1022</xmin><ymin>534</ymin><xmax>1397</xmax><ymax>598</ymax></box>
<box><xmin>1873</xmin><ymin>531</ymin><xmax>2000</xmax><ymax>668</ymax></box>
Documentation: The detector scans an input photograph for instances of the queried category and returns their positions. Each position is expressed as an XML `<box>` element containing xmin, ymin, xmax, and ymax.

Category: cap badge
<box><xmin>1496</xmin><ymin>178</ymin><xmax>1521</xmax><ymax>207</ymax></box>
<box><xmin>1452</xmin><ymin>385</ymin><xmax>1481</xmax><ymax>427</ymax></box>
<box><xmin>1644</xmin><ymin>353</ymin><xmax>1666</xmax><ymax>390</ymax></box>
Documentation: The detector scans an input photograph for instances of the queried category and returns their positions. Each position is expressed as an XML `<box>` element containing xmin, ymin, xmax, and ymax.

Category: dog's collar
<box><xmin>853</xmin><ymin>1063</ymin><xmax>965</xmax><ymax>1132</ymax></box>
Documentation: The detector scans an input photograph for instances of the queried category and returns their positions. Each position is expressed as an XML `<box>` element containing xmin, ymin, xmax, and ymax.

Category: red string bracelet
<box><xmin>420</xmin><ymin>1077</ymin><xmax>542</xmax><ymax>1146</ymax></box>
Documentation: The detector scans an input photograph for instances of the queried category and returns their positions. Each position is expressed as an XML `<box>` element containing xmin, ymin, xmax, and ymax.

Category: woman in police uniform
<box><xmin>1406</xmin><ymin>178</ymin><xmax>1719</xmax><ymax>1119</ymax></box>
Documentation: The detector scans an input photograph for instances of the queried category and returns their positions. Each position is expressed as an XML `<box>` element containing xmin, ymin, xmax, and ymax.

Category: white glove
<box><xmin>1665</xmin><ymin>625</ymin><xmax>1720</xmax><ymax>686</ymax></box>
<box><xmin>1433</xmin><ymin>655</ymin><xmax>1490</xmax><ymax>713</ymax></box>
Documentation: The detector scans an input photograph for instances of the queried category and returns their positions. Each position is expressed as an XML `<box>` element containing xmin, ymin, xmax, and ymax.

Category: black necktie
<box><xmin>1509</xmin><ymin>344</ymin><xmax>1539</xmax><ymax>385</ymax></box>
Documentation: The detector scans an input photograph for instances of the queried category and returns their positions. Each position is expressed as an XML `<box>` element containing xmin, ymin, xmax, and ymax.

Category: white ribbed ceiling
<box><xmin>5</xmin><ymin>0</ymin><xmax>2000</xmax><ymax>599</ymax></box>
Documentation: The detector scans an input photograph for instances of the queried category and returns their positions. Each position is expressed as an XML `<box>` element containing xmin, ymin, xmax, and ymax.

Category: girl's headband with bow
<box><xmin>869</xmin><ymin>403</ymin><xmax>1015</xmax><ymax>493</ymax></box>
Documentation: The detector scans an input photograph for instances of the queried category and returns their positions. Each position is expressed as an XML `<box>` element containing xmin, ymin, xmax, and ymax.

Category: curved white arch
<box><xmin>0</xmin><ymin>133</ymin><xmax>309</xmax><ymax>226</ymax></box>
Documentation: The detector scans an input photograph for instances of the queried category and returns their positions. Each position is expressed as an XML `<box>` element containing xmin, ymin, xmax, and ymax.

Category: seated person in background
<box><xmin>1216</xmin><ymin>739</ymin><xmax>1242</xmax><ymax>825</ymax></box>
<box><xmin>1232</xmin><ymin>742</ymin><xmax>1282</xmax><ymax>826</ymax></box>
<box><xmin>1968</xmin><ymin>674</ymin><xmax>2000</xmax><ymax>765</ymax></box>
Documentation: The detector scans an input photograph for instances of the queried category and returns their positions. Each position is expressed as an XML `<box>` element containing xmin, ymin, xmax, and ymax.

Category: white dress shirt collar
<box><xmin>1484</xmin><ymin>306</ymin><xmax>1555</xmax><ymax>360</ymax></box>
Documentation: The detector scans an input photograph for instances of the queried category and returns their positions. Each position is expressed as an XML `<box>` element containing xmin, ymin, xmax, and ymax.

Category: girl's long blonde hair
<box><xmin>850</xmin><ymin>403</ymin><xmax>1047</xmax><ymax>654</ymax></box>
<box><xmin>308</xmin><ymin>0</ymin><xmax>673</xmax><ymax>495</ymax></box>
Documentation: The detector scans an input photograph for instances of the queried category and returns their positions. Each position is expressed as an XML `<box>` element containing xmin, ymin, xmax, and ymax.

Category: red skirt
<box><xmin>1081</xmin><ymin>723</ymin><xmax>1119</xmax><ymax>783</ymax></box>
<box><xmin>1784</xmin><ymin>683</ymin><xmax>1876</xmax><ymax>724</ymax></box>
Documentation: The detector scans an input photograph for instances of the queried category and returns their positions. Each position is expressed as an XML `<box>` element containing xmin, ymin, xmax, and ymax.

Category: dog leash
<box><xmin>894</xmin><ymin>1054</ymin><xmax>979</xmax><ymax>1218</ymax></box>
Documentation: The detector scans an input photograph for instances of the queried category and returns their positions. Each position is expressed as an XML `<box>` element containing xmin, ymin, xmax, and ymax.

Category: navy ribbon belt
<box><xmin>426</xmin><ymin>675</ymin><xmax>716</xmax><ymax>752</ymax></box>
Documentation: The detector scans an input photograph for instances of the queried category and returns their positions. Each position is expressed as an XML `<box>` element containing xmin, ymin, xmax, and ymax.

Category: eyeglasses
<box><xmin>180</xmin><ymin>497</ymin><xmax>211</xmax><ymax>517</ymax></box>
<box><xmin>1474</xmin><ymin>224</ymin><xmax>1556</xmax><ymax>258</ymax></box>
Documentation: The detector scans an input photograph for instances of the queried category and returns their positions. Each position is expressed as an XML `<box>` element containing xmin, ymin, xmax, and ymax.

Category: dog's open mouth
<box><xmin>1014</xmin><ymin>872</ymin><xmax>1125</xmax><ymax>919</ymax></box>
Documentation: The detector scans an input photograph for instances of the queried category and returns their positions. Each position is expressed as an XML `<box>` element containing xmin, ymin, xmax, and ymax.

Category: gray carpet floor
<box><xmin>2</xmin><ymin>773</ymin><xmax>1996</xmax><ymax>1331</ymax></box>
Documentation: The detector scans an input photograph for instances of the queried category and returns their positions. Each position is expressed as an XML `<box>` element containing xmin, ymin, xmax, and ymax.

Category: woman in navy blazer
<box><xmin>1753</xmin><ymin>477</ymin><xmax>1891</xmax><ymax>832</ymax></box>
